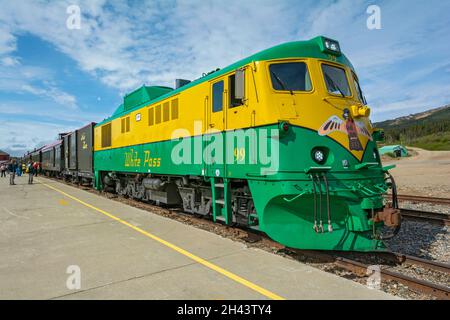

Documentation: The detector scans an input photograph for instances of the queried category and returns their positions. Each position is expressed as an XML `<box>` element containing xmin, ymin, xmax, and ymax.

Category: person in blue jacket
<box><xmin>16</xmin><ymin>163</ymin><xmax>22</xmax><ymax>177</ymax></box>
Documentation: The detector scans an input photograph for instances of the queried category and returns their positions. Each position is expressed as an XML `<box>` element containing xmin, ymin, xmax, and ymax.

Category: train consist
<box><xmin>28</xmin><ymin>123</ymin><xmax>96</xmax><ymax>183</ymax></box>
<box><xmin>24</xmin><ymin>36</ymin><xmax>401</xmax><ymax>251</ymax></box>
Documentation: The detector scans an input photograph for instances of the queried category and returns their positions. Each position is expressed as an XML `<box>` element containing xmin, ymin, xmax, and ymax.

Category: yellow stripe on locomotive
<box><xmin>94</xmin><ymin>39</ymin><xmax>373</xmax><ymax>162</ymax></box>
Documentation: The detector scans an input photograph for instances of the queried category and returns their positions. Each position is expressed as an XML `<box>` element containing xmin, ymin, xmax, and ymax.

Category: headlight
<box><xmin>312</xmin><ymin>148</ymin><xmax>327</xmax><ymax>164</ymax></box>
<box><xmin>314</xmin><ymin>150</ymin><xmax>324</xmax><ymax>162</ymax></box>
<box><xmin>325</xmin><ymin>40</ymin><xmax>338</xmax><ymax>51</ymax></box>
<box><xmin>319</xmin><ymin>36</ymin><xmax>341</xmax><ymax>56</ymax></box>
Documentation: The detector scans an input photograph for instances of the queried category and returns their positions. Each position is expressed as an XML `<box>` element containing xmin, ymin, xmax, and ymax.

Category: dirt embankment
<box><xmin>382</xmin><ymin>147</ymin><xmax>450</xmax><ymax>197</ymax></box>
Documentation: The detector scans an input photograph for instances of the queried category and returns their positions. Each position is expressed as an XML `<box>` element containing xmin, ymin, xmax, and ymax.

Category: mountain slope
<box><xmin>374</xmin><ymin>105</ymin><xmax>450</xmax><ymax>150</ymax></box>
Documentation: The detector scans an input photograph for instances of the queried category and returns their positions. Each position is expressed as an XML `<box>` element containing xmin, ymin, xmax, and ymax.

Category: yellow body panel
<box><xmin>94</xmin><ymin>58</ymin><xmax>372</xmax><ymax>161</ymax></box>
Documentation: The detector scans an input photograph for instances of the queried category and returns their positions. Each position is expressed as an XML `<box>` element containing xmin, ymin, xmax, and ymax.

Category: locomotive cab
<box><xmin>245</xmin><ymin>37</ymin><xmax>400</xmax><ymax>250</ymax></box>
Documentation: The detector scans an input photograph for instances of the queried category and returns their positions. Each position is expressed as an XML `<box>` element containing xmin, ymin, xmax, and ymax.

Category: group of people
<box><xmin>0</xmin><ymin>160</ymin><xmax>40</xmax><ymax>185</ymax></box>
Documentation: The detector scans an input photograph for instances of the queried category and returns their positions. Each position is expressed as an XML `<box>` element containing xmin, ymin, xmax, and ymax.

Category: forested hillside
<box><xmin>374</xmin><ymin>105</ymin><xmax>450</xmax><ymax>150</ymax></box>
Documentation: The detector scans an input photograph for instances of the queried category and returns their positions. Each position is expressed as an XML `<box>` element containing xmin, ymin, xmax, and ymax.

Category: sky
<box><xmin>1</xmin><ymin>0</ymin><xmax>450</xmax><ymax>156</ymax></box>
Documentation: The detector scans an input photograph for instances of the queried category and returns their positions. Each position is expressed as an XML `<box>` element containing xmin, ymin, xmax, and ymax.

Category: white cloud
<box><xmin>0</xmin><ymin>0</ymin><xmax>449</xmax><ymax>124</ymax></box>
<box><xmin>299</xmin><ymin>0</ymin><xmax>450</xmax><ymax>70</ymax></box>
<box><xmin>0</xmin><ymin>24</ymin><xmax>16</xmax><ymax>55</ymax></box>
<box><xmin>1</xmin><ymin>56</ymin><xmax>19</xmax><ymax>66</ymax></box>
<box><xmin>0</xmin><ymin>119</ymin><xmax>75</xmax><ymax>156</ymax></box>
<box><xmin>0</xmin><ymin>101</ymin><xmax>100</xmax><ymax>124</ymax></box>
<box><xmin>21</xmin><ymin>84</ymin><xmax>78</xmax><ymax>110</ymax></box>
<box><xmin>0</xmin><ymin>0</ymin><xmax>300</xmax><ymax>92</ymax></box>
<box><xmin>296</xmin><ymin>0</ymin><xmax>450</xmax><ymax>121</ymax></box>
<box><xmin>371</xmin><ymin>83</ymin><xmax>450</xmax><ymax>119</ymax></box>
<box><xmin>0</xmin><ymin>61</ymin><xmax>79</xmax><ymax>110</ymax></box>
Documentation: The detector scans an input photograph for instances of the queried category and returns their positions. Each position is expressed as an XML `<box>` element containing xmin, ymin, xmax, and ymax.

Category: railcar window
<box><xmin>101</xmin><ymin>123</ymin><xmax>112</xmax><ymax>148</ymax></box>
<box><xmin>171</xmin><ymin>99</ymin><xmax>179</xmax><ymax>120</ymax></box>
<box><xmin>212</xmin><ymin>80</ymin><xmax>224</xmax><ymax>112</ymax></box>
<box><xmin>155</xmin><ymin>105</ymin><xmax>161</xmax><ymax>124</ymax></box>
<box><xmin>269</xmin><ymin>62</ymin><xmax>312</xmax><ymax>92</ymax></box>
<box><xmin>163</xmin><ymin>102</ymin><xmax>170</xmax><ymax>122</ymax></box>
<box><xmin>322</xmin><ymin>64</ymin><xmax>351</xmax><ymax>97</ymax></box>
<box><xmin>148</xmin><ymin>108</ymin><xmax>154</xmax><ymax>126</ymax></box>
<box><xmin>229</xmin><ymin>74</ymin><xmax>244</xmax><ymax>107</ymax></box>
<box><xmin>126</xmin><ymin>116</ymin><xmax>130</xmax><ymax>132</ymax></box>
<box><xmin>352</xmin><ymin>73</ymin><xmax>367</xmax><ymax>104</ymax></box>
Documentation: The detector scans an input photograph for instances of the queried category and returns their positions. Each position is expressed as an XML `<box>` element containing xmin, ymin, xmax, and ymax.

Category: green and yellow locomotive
<box><xmin>57</xmin><ymin>36</ymin><xmax>402</xmax><ymax>251</ymax></box>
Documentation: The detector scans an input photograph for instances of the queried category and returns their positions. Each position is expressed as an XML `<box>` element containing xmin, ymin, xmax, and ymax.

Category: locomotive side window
<box><xmin>148</xmin><ymin>108</ymin><xmax>154</xmax><ymax>126</ymax></box>
<box><xmin>269</xmin><ymin>62</ymin><xmax>312</xmax><ymax>92</ymax></box>
<box><xmin>212</xmin><ymin>80</ymin><xmax>224</xmax><ymax>112</ymax></box>
<box><xmin>322</xmin><ymin>64</ymin><xmax>351</xmax><ymax>97</ymax></box>
<box><xmin>163</xmin><ymin>102</ymin><xmax>170</xmax><ymax>122</ymax></box>
<box><xmin>155</xmin><ymin>104</ymin><xmax>162</xmax><ymax>124</ymax></box>
<box><xmin>101</xmin><ymin>123</ymin><xmax>111</xmax><ymax>148</ymax></box>
<box><xmin>171</xmin><ymin>99</ymin><xmax>179</xmax><ymax>120</ymax></box>
<box><xmin>121</xmin><ymin>116</ymin><xmax>130</xmax><ymax>133</ymax></box>
<box><xmin>229</xmin><ymin>73</ymin><xmax>244</xmax><ymax>107</ymax></box>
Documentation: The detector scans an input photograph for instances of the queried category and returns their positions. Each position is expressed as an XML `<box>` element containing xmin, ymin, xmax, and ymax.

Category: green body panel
<box><xmin>248</xmin><ymin>181</ymin><xmax>384</xmax><ymax>251</ymax></box>
<box><xmin>94</xmin><ymin>125</ymin><xmax>389</xmax><ymax>251</ymax></box>
<box><xmin>112</xmin><ymin>104</ymin><xmax>125</xmax><ymax>116</ymax></box>
<box><xmin>124</xmin><ymin>86</ymin><xmax>173</xmax><ymax>111</ymax></box>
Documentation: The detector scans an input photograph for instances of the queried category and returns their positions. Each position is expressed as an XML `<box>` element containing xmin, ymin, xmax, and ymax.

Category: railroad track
<box><xmin>292</xmin><ymin>250</ymin><xmax>450</xmax><ymax>300</ymax></box>
<box><xmin>384</xmin><ymin>194</ymin><xmax>450</xmax><ymax>225</ymax></box>
<box><xmin>400</xmin><ymin>208</ymin><xmax>450</xmax><ymax>226</ymax></box>
<box><xmin>332</xmin><ymin>256</ymin><xmax>450</xmax><ymax>300</ymax></box>
<box><xmin>392</xmin><ymin>253</ymin><xmax>450</xmax><ymax>274</ymax></box>
<box><xmin>396</xmin><ymin>194</ymin><xmax>450</xmax><ymax>206</ymax></box>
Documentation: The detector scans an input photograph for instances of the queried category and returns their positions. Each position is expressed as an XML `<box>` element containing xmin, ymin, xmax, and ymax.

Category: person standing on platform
<box><xmin>33</xmin><ymin>162</ymin><xmax>39</xmax><ymax>177</ymax></box>
<box><xmin>16</xmin><ymin>163</ymin><xmax>22</xmax><ymax>177</ymax></box>
<box><xmin>0</xmin><ymin>163</ymin><xmax>6</xmax><ymax>177</ymax></box>
<box><xmin>8</xmin><ymin>160</ymin><xmax>17</xmax><ymax>185</ymax></box>
<box><xmin>28</xmin><ymin>161</ymin><xmax>35</xmax><ymax>184</ymax></box>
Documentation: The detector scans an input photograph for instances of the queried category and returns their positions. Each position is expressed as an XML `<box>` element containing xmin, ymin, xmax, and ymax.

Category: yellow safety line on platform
<box><xmin>38</xmin><ymin>179</ymin><xmax>285</xmax><ymax>300</ymax></box>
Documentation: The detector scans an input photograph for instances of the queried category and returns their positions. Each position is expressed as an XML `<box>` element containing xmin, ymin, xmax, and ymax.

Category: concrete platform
<box><xmin>0</xmin><ymin>176</ymin><xmax>396</xmax><ymax>300</ymax></box>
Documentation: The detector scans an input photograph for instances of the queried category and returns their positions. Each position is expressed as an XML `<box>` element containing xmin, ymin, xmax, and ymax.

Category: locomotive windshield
<box><xmin>269</xmin><ymin>62</ymin><xmax>312</xmax><ymax>92</ymax></box>
<box><xmin>353</xmin><ymin>72</ymin><xmax>367</xmax><ymax>104</ymax></box>
<box><xmin>322</xmin><ymin>64</ymin><xmax>351</xmax><ymax>97</ymax></box>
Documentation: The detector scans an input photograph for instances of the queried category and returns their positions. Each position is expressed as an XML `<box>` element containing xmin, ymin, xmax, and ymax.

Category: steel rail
<box><xmin>393</xmin><ymin>253</ymin><xmax>450</xmax><ymax>274</ymax></box>
<box><xmin>396</xmin><ymin>194</ymin><xmax>450</xmax><ymax>206</ymax></box>
<box><xmin>400</xmin><ymin>208</ymin><xmax>450</xmax><ymax>226</ymax></box>
<box><xmin>295</xmin><ymin>250</ymin><xmax>450</xmax><ymax>300</ymax></box>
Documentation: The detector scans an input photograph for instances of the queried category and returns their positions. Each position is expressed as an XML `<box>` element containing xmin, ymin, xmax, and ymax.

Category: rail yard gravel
<box><xmin>384</xmin><ymin>221</ymin><xmax>449</xmax><ymax>263</ymax></box>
